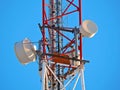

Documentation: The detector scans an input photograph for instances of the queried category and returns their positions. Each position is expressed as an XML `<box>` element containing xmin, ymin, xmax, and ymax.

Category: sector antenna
<box><xmin>14</xmin><ymin>0</ymin><xmax>98</xmax><ymax>90</ymax></box>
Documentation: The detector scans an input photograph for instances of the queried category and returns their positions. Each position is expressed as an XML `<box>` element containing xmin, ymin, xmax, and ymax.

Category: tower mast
<box><xmin>14</xmin><ymin>0</ymin><xmax>98</xmax><ymax>90</ymax></box>
<box><xmin>41</xmin><ymin>0</ymin><xmax>86</xmax><ymax>90</ymax></box>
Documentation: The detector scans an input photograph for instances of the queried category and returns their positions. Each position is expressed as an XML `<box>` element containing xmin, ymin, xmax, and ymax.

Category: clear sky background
<box><xmin>0</xmin><ymin>0</ymin><xmax>120</xmax><ymax>90</ymax></box>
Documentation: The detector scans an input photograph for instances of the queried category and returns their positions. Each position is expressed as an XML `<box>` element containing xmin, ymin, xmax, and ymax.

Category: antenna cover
<box><xmin>80</xmin><ymin>20</ymin><xmax>98</xmax><ymax>38</ymax></box>
<box><xmin>14</xmin><ymin>38</ymin><xmax>36</xmax><ymax>64</ymax></box>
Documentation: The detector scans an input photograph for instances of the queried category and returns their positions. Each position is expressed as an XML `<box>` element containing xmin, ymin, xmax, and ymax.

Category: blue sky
<box><xmin>0</xmin><ymin>0</ymin><xmax>120</xmax><ymax>90</ymax></box>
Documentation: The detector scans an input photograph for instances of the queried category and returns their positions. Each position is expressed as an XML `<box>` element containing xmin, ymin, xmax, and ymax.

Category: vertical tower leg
<box><xmin>41</xmin><ymin>61</ymin><xmax>47</xmax><ymax>90</ymax></box>
<box><xmin>81</xmin><ymin>69</ymin><xmax>85</xmax><ymax>90</ymax></box>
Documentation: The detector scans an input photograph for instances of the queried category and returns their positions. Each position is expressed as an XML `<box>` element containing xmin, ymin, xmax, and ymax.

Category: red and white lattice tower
<box><xmin>14</xmin><ymin>0</ymin><xmax>98</xmax><ymax>90</ymax></box>
<box><xmin>38</xmin><ymin>0</ymin><xmax>97</xmax><ymax>90</ymax></box>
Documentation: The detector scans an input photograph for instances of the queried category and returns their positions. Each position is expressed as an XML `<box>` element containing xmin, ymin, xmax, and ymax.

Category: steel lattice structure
<box><xmin>14</xmin><ymin>0</ymin><xmax>98</xmax><ymax>90</ymax></box>
<box><xmin>38</xmin><ymin>0</ymin><xmax>88</xmax><ymax>90</ymax></box>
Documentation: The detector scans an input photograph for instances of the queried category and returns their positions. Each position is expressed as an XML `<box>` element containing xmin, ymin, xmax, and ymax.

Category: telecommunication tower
<box><xmin>14</xmin><ymin>0</ymin><xmax>98</xmax><ymax>90</ymax></box>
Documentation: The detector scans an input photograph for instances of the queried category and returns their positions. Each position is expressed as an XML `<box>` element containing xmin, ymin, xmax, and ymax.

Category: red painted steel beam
<box><xmin>66</xmin><ymin>0</ymin><xmax>79</xmax><ymax>9</ymax></box>
<box><xmin>62</xmin><ymin>9</ymin><xmax>78</xmax><ymax>17</ymax></box>
<box><xmin>62</xmin><ymin>0</ymin><xmax>74</xmax><ymax>15</ymax></box>
<box><xmin>78</xmin><ymin>0</ymin><xmax>83</xmax><ymax>60</ymax></box>
<box><xmin>62</xmin><ymin>38</ymin><xmax>75</xmax><ymax>53</ymax></box>
<box><xmin>42</xmin><ymin>0</ymin><xmax>46</xmax><ymax>55</ymax></box>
